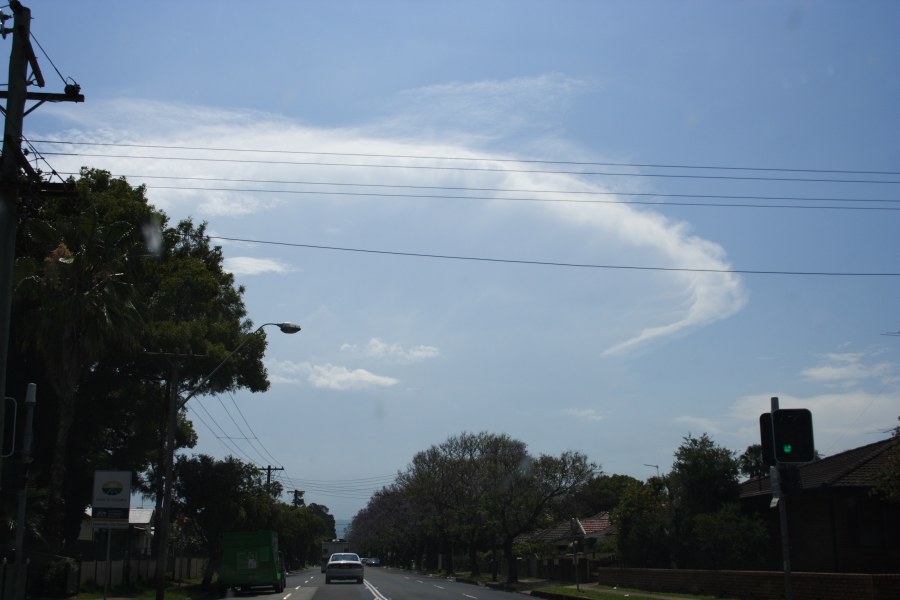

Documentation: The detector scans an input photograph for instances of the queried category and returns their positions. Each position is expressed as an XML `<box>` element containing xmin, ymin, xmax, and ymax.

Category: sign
<box><xmin>92</xmin><ymin>470</ymin><xmax>131</xmax><ymax>530</ymax></box>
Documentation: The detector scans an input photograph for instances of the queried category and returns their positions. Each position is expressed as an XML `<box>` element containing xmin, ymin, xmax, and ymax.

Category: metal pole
<box><xmin>103</xmin><ymin>529</ymin><xmax>111</xmax><ymax>600</ymax></box>
<box><xmin>771</xmin><ymin>397</ymin><xmax>793</xmax><ymax>600</ymax></box>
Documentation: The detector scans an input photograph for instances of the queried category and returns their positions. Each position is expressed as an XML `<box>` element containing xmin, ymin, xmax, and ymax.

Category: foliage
<box><xmin>172</xmin><ymin>454</ymin><xmax>335</xmax><ymax>585</ymax></box>
<box><xmin>871</xmin><ymin>417</ymin><xmax>900</xmax><ymax>502</ymax></box>
<box><xmin>690</xmin><ymin>503</ymin><xmax>767</xmax><ymax>569</ymax></box>
<box><xmin>611</xmin><ymin>479</ymin><xmax>670</xmax><ymax>567</ymax></box>
<box><xmin>4</xmin><ymin>169</ymin><xmax>270</xmax><ymax>552</ymax></box>
<box><xmin>349</xmin><ymin>431</ymin><xmax>594</xmax><ymax>583</ymax></box>
<box><xmin>738</xmin><ymin>444</ymin><xmax>767</xmax><ymax>479</ymax></box>
<box><xmin>552</xmin><ymin>473</ymin><xmax>641</xmax><ymax>521</ymax></box>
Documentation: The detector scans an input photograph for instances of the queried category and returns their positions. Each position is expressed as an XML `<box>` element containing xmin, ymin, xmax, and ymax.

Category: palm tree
<box><xmin>14</xmin><ymin>209</ymin><xmax>141</xmax><ymax>550</ymax></box>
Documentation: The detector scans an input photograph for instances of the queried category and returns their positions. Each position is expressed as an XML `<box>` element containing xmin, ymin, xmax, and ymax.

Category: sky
<box><xmin>10</xmin><ymin>1</ymin><xmax>899</xmax><ymax>522</ymax></box>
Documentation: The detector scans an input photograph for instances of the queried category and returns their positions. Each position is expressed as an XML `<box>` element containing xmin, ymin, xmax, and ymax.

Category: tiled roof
<box><xmin>739</xmin><ymin>436</ymin><xmax>895</xmax><ymax>498</ymax></box>
<box><xmin>516</xmin><ymin>512</ymin><xmax>615</xmax><ymax>545</ymax></box>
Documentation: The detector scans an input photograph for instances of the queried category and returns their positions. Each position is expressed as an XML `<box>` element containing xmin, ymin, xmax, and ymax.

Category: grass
<box><xmin>77</xmin><ymin>579</ymin><xmax>215</xmax><ymax>600</ymax></box>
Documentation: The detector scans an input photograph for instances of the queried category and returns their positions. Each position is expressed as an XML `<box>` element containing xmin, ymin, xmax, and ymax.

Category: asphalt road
<box><xmin>227</xmin><ymin>567</ymin><xmax>510</xmax><ymax>600</ymax></box>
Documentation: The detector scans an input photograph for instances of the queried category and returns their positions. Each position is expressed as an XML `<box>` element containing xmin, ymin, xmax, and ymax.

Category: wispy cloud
<box><xmin>41</xmin><ymin>88</ymin><xmax>747</xmax><ymax>356</ymax></box>
<box><xmin>224</xmin><ymin>257</ymin><xmax>294</xmax><ymax>276</ymax></box>
<box><xmin>675</xmin><ymin>415</ymin><xmax>721</xmax><ymax>433</ymax></box>
<box><xmin>340</xmin><ymin>338</ymin><xmax>440</xmax><ymax>363</ymax></box>
<box><xmin>562</xmin><ymin>408</ymin><xmax>604</xmax><ymax>422</ymax></box>
<box><xmin>268</xmin><ymin>360</ymin><xmax>399</xmax><ymax>391</ymax></box>
<box><xmin>307</xmin><ymin>364</ymin><xmax>399</xmax><ymax>391</ymax></box>
<box><xmin>802</xmin><ymin>352</ymin><xmax>893</xmax><ymax>386</ymax></box>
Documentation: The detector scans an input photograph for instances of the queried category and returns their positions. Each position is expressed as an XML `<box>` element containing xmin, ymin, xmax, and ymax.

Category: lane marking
<box><xmin>363</xmin><ymin>579</ymin><xmax>390</xmax><ymax>600</ymax></box>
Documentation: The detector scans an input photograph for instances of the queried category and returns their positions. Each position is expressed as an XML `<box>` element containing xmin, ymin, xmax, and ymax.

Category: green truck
<box><xmin>217</xmin><ymin>530</ymin><xmax>286</xmax><ymax>593</ymax></box>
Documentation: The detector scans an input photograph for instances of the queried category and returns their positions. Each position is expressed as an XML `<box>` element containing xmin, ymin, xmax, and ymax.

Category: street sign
<box><xmin>92</xmin><ymin>470</ymin><xmax>131</xmax><ymax>530</ymax></box>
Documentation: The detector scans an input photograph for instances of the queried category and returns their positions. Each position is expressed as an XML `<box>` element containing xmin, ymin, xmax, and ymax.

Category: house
<box><xmin>77</xmin><ymin>507</ymin><xmax>155</xmax><ymax>560</ymax></box>
<box><xmin>513</xmin><ymin>512</ymin><xmax>617</xmax><ymax>578</ymax></box>
<box><xmin>739</xmin><ymin>436</ymin><xmax>900</xmax><ymax>573</ymax></box>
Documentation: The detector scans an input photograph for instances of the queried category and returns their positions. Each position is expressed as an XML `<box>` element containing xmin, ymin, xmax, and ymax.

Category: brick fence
<box><xmin>592</xmin><ymin>568</ymin><xmax>900</xmax><ymax>600</ymax></box>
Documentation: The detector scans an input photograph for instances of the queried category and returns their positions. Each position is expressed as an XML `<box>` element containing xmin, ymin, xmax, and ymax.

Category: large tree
<box><xmin>13</xmin><ymin>181</ymin><xmax>144</xmax><ymax>549</ymax></box>
<box><xmin>667</xmin><ymin>433</ymin><xmax>763</xmax><ymax>568</ymax></box>
<box><xmin>8</xmin><ymin>169</ymin><xmax>271</xmax><ymax>551</ymax></box>
<box><xmin>484</xmin><ymin>445</ymin><xmax>594</xmax><ymax>582</ymax></box>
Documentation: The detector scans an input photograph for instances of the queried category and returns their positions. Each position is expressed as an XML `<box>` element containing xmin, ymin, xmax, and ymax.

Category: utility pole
<box><xmin>263</xmin><ymin>465</ymin><xmax>284</xmax><ymax>486</ymax></box>
<box><xmin>0</xmin><ymin>0</ymin><xmax>83</xmax><ymax>485</ymax></box>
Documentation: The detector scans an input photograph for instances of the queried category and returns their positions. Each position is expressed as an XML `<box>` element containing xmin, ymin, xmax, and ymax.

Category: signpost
<box><xmin>92</xmin><ymin>471</ymin><xmax>131</xmax><ymax>600</ymax></box>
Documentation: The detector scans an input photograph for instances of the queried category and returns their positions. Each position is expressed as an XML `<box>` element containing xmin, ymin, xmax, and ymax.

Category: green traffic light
<box><xmin>783</xmin><ymin>444</ymin><xmax>793</xmax><ymax>454</ymax></box>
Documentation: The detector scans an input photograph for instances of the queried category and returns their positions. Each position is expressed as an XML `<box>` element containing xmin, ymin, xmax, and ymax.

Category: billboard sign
<box><xmin>92</xmin><ymin>470</ymin><xmax>132</xmax><ymax>530</ymax></box>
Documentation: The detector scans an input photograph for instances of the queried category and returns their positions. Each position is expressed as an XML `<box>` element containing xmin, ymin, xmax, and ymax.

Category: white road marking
<box><xmin>363</xmin><ymin>579</ymin><xmax>390</xmax><ymax>600</ymax></box>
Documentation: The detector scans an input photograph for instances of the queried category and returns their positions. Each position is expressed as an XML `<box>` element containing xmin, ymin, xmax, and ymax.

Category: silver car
<box><xmin>324</xmin><ymin>552</ymin><xmax>364</xmax><ymax>584</ymax></box>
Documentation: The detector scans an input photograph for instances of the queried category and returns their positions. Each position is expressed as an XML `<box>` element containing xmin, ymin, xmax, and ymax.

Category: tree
<box><xmin>611</xmin><ymin>480</ymin><xmax>670</xmax><ymax>567</ymax></box>
<box><xmin>173</xmin><ymin>454</ymin><xmax>276</xmax><ymax>586</ymax></box>
<box><xmin>14</xmin><ymin>198</ymin><xmax>143</xmax><ymax>550</ymax></box>
<box><xmin>8</xmin><ymin>169</ymin><xmax>271</xmax><ymax>551</ymax></box>
<box><xmin>667</xmin><ymin>433</ymin><xmax>741</xmax><ymax>567</ymax></box>
<box><xmin>486</xmin><ymin>448</ymin><xmax>594</xmax><ymax>582</ymax></box>
<box><xmin>738</xmin><ymin>444</ymin><xmax>768</xmax><ymax>479</ymax></box>
<box><xmin>691</xmin><ymin>503</ymin><xmax>767</xmax><ymax>570</ymax></box>
<box><xmin>872</xmin><ymin>417</ymin><xmax>900</xmax><ymax>502</ymax></box>
<box><xmin>552</xmin><ymin>472</ymin><xmax>637</xmax><ymax>520</ymax></box>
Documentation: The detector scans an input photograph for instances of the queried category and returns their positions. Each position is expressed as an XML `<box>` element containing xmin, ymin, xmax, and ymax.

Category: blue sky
<box><xmin>14</xmin><ymin>1</ymin><xmax>899</xmax><ymax>520</ymax></box>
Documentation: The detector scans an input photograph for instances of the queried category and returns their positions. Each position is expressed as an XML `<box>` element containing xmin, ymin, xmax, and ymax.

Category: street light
<box><xmin>155</xmin><ymin>322</ymin><xmax>300</xmax><ymax>600</ymax></box>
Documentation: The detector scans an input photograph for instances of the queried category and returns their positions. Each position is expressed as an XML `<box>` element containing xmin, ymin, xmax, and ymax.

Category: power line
<box><xmin>37</xmin><ymin>150</ymin><xmax>900</xmax><ymax>185</ymax></box>
<box><xmin>57</xmin><ymin>171</ymin><xmax>900</xmax><ymax>205</ymax></box>
<box><xmin>33</xmin><ymin>139</ymin><xmax>900</xmax><ymax>176</ymax></box>
<box><xmin>208</xmin><ymin>235</ymin><xmax>900</xmax><ymax>277</ymax></box>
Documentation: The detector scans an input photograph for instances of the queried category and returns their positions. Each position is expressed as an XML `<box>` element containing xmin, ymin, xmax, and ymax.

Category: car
<box><xmin>368</xmin><ymin>557</ymin><xmax>380</xmax><ymax>567</ymax></box>
<box><xmin>324</xmin><ymin>552</ymin><xmax>364</xmax><ymax>584</ymax></box>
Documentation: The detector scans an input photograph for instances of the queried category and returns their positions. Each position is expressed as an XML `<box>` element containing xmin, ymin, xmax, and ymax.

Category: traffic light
<box><xmin>759</xmin><ymin>413</ymin><xmax>776</xmax><ymax>467</ymax></box>
<box><xmin>772</xmin><ymin>408</ymin><xmax>815</xmax><ymax>463</ymax></box>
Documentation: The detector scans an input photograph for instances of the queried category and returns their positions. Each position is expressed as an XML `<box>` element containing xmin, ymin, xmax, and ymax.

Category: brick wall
<box><xmin>594</xmin><ymin>568</ymin><xmax>900</xmax><ymax>600</ymax></box>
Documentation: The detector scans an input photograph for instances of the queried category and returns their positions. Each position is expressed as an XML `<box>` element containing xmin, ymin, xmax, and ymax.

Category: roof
<box><xmin>516</xmin><ymin>512</ymin><xmax>615</xmax><ymax>546</ymax></box>
<box><xmin>86</xmin><ymin>506</ymin><xmax>155</xmax><ymax>525</ymax></box>
<box><xmin>739</xmin><ymin>436</ymin><xmax>896</xmax><ymax>499</ymax></box>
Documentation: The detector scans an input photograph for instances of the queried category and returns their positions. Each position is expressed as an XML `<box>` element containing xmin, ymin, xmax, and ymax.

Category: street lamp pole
<box><xmin>154</xmin><ymin>322</ymin><xmax>300</xmax><ymax>600</ymax></box>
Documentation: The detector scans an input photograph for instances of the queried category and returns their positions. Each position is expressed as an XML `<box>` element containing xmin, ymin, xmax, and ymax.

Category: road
<box><xmin>225</xmin><ymin>567</ymin><xmax>511</xmax><ymax>600</ymax></box>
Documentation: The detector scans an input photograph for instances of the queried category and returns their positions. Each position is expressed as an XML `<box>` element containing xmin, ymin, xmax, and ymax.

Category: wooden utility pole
<box><xmin>0</xmin><ymin>0</ymin><xmax>83</xmax><ymax>484</ymax></box>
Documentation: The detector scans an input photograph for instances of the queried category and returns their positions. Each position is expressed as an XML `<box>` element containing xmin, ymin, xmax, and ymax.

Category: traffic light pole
<box><xmin>770</xmin><ymin>397</ymin><xmax>794</xmax><ymax>600</ymax></box>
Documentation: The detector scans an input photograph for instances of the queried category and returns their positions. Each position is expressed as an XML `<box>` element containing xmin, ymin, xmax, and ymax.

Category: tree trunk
<box><xmin>47</xmin><ymin>389</ymin><xmax>76</xmax><ymax>552</ymax></box>
<box><xmin>504</xmin><ymin>538</ymin><xmax>518</xmax><ymax>583</ymax></box>
<box><xmin>468</xmin><ymin>545</ymin><xmax>481</xmax><ymax>577</ymax></box>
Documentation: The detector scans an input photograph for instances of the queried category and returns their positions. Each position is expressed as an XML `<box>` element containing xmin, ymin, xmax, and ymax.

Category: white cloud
<box><xmin>802</xmin><ymin>352</ymin><xmax>893</xmax><ymax>385</ymax></box>
<box><xmin>675</xmin><ymin>415</ymin><xmax>721</xmax><ymax>433</ymax></box>
<box><xmin>340</xmin><ymin>338</ymin><xmax>440</xmax><ymax>363</ymax></box>
<box><xmin>307</xmin><ymin>364</ymin><xmax>399</xmax><ymax>391</ymax></box>
<box><xmin>268</xmin><ymin>360</ymin><xmax>399</xmax><ymax>391</ymax></box>
<box><xmin>42</xmin><ymin>92</ymin><xmax>748</xmax><ymax>356</ymax></box>
<box><xmin>562</xmin><ymin>408</ymin><xmax>604</xmax><ymax>421</ymax></box>
<box><xmin>223</xmin><ymin>257</ymin><xmax>294</xmax><ymax>276</ymax></box>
